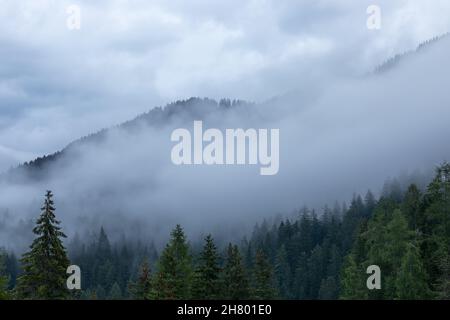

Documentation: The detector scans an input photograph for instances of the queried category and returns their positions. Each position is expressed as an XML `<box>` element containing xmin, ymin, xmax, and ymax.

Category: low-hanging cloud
<box><xmin>1</xmin><ymin>0</ymin><xmax>450</xmax><ymax>171</ymax></box>
<box><xmin>1</xmin><ymin>34</ymin><xmax>450</xmax><ymax>251</ymax></box>
<box><xmin>1</xmin><ymin>1</ymin><xmax>450</xmax><ymax>250</ymax></box>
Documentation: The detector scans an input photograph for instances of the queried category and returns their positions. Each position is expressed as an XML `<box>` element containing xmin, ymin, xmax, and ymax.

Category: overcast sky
<box><xmin>1</xmin><ymin>0</ymin><xmax>450</xmax><ymax>172</ymax></box>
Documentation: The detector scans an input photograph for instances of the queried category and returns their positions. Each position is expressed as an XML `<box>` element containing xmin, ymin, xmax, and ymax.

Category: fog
<box><xmin>1</xmin><ymin>34</ymin><xmax>450</xmax><ymax>251</ymax></box>
<box><xmin>2</xmin><ymin>0</ymin><xmax>450</xmax><ymax>171</ymax></box>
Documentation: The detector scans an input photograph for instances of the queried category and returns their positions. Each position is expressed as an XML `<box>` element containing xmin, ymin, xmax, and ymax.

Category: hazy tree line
<box><xmin>0</xmin><ymin>164</ymin><xmax>449</xmax><ymax>299</ymax></box>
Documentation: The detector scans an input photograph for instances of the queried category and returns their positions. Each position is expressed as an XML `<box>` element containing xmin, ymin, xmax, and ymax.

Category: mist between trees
<box><xmin>1</xmin><ymin>163</ymin><xmax>449</xmax><ymax>300</ymax></box>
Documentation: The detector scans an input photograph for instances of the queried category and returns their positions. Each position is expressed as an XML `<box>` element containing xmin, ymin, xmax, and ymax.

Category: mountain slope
<box><xmin>1</xmin><ymin>33</ymin><xmax>450</xmax><ymax>250</ymax></box>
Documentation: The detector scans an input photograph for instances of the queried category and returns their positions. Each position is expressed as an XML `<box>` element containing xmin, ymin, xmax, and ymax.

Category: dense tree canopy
<box><xmin>1</xmin><ymin>164</ymin><xmax>449</xmax><ymax>299</ymax></box>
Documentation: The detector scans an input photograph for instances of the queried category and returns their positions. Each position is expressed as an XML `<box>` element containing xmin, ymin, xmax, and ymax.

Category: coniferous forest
<box><xmin>0</xmin><ymin>163</ymin><xmax>449</xmax><ymax>300</ymax></box>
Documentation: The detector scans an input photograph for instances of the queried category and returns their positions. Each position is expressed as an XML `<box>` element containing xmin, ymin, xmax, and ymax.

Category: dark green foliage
<box><xmin>68</xmin><ymin>225</ymin><xmax>159</xmax><ymax>299</ymax></box>
<box><xmin>340</xmin><ymin>254</ymin><xmax>367</xmax><ymax>299</ymax></box>
<box><xmin>395</xmin><ymin>243</ymin><xmax>430</xmax><ymax>299</ymax></box>
<box><xmin>109</xmin><ymin>282</ymin><xmax>122</xmax><ymax>299</ymax></box>
<box><xmin>151</xmin><ymin>225</ymin><xmax>193</xmax><ymax>299</ymax></box>
<box><xmin>192</xmin><ymin>234</ymin><xmax>221</xmax><ymax>299</ymax></box>
<box><xmin>0</xmin><ymin>276</ymin><xmax>9</xmax><ymax>300</ymax></box>
<box><xmin>252</xmin><ymin>250</ymin><xmax>277</xmax><ymax>299</ymax></box>
<box><xmin>0</xmin><ymin>250</ymin><xmax>10</xmax><ymax>300</ymax></box>
<box><xmin>437</xmin><ymin>252</ymin><xmax>450</xmax><ymax>299</ymax></box>
<box><xmin>421</xmin><ymin>163</ymin><xmax>450</xmax><ymax>294</ymax></box>
<box><xmin>4</xmin><ymin>164</ymin><xmax>449</xmax><ymax>300</ymax></box>
<box><xmin>274</xmin><ymin>245</ymin><xmax>291</xmax><ymax>298</ymax></box>
<box><xmin>128</xmin><ymin>260</ymin><xmax>152</xmax><ymax>299</ymax></box>
<box><xmin>16</xmin><ymin>191</ymin><xmax>70</xmax><ymax>299</ymax></box>
<box><xmin>341</xmin><ymin>164</ymin><xmax>450</xmax><ymax>299</ymax></box>
<box><xmin>402</xmin><ymin>184</ymin><xmax>422</xmax><ymax>230</ymax></box>
<box><xmin>222</xmin><ymin>244</ymin><xmax>250</xmax><ymax>299</ymax></box>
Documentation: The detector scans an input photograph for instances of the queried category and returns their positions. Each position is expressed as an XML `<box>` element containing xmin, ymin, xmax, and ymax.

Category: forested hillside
<box><xmin>1</xmin><ymin>97</ymin><xmax>251</xmax><ymax>183</ymax></box>
<box><xmin>1</xmin><ymin>163</ymin><xmax>449</xmax><ymax>300</ymax></box>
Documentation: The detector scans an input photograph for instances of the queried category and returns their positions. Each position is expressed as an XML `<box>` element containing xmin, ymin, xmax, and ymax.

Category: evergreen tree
<box><xmin>342</xmin><ymin>194</ymin><xmax>365</xmax><ymax>252</ymax></box>
<box><xmin>402</xmin><ymin>184</ymin><xmax>421</xmax><ymax>230</ymax></box>
<box><xmin>395</xmin><ymin>243</ymin><xmax>430</xmax><ymax>299</ymax></box>
<box><xmin>17</xmin><ymin>191</ymin><xmax>70</xmax><ymax>299</ymax></box>
<box><xmin>252</xmin><ymin>250</ymin><xmax>277</xmax><ymax>299</ymax></box>
<box><xmin>340</xmin><ymin>254</ymin><xmax>367</xmax><ymax>299</ymax></box>
<box><xmin>364</xmin><ymin>209</ymin><xmax>411</xmax><ymax>299</ymax></box>
<box><xmin>322</xmin><ymin>244</ymin><xmax>341</xmax><ymax>299</ymax></box>
<box><xmin>437</xmin><ymin>251</ymin><xmax>450</xmax><ymax>299</ymax></box>
<box><xmin>93</xmin><ymin>227</ymin><xmax>115</xmax><ymax>292</ymax></box>
<box><xmin>422</xmin><ymin>163</ymin><xmax>450</xmax><ymax>291</ymax></box>
<box><xmin>0</xmin><ymin>250</ymin><xmax>10</xmax><ymax>300</ymax></box>
<box><xmin>0</xmin><ymin>276</ymin><xmax>9</xmax><ymax>300</ymax></box>
<box><xmin>109</xmin><ymin>282</ymin><xmax>122</xmax><ymax>300</ymax></box>
<box><xmin>151</xmin><ymin>225</ymin><xmax>193</xmax><ymax>299</ymax></box>
<box><xmin>364</xmin><ymin>190</ymin><xmax>376</xmax><ymax>218</ymax></box>
<box><xmin>5</xmin><ymin>252</ymin><xmax>18</xmax><ymax>290</ymax></box>
<box><xmin>292</xmin><ymin>252</ymin><xmax>309</xmax><ymax>299</ymax></box>
<box><xmin>95</xmin><ymin>285</ymin><xmax>106</xmax><ymax>299</ymax></box>
<box><xmin>128</xmin><ymin>260</ymin><xmax>152</xmax><ymax>299</ymax></box>
<box><xmin>274</xmin><ymin>245</ymin><xmax>291</xmax><ymax>298</ymax></box>
<box><xmin>319</xmin><ymin>276</ymin><xmax>338</xmax><ymax>299</ymax></box>
<box><xmin>307</xmin><ymin>245</ymin><xmax>325</xmax><ymax>298</ymax></box>
<box><xmin>192</xmin><ymin>234</ymin><xmax>221</xmax><ymax>299</ymax></box>
<box><xmin>222</xmin><ymin>244</ymin><xmax>249</xmax><ymax>299</ymax></box>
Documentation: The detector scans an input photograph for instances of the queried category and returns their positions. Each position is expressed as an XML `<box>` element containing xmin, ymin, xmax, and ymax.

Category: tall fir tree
<box><xmin>401</xmin><ymin>184</ymin><xmax>422</xmax><ymax>230</ymax></box>
<box><xmin>151</xmin><ymin>225</ymin><xmax>193</xmax><ymax>299</ymax></box>
<box><xmin>222</xmin><ymin>244</ymin><xmax>249</xmax><ymax>299</ymax></box>
<box><xmin>422</xmin><ymin>163</ymin><xmax>450</xmax><ymax>292</ymax></box>
<box><xmin>274</xmin><ymin>245</ymin><xmax>291</xmax><ymax>299</ymax></box>
<box><xmin>0</xmin><ymin>250</ymin><xmax>10</xmax><ymax>300</ymax></box>
<box><xmin>395</xmin><ymin>243</ymin><xmax>431</xmax><ymax>299</ymax></box>
<box><xmin>340</xmin><ymin>254</ymin><xmax>367</xmax><ymax>299</ymax></box>
<box><xmin>192</xmin><ymin>234</ymin><xmax>221</xmax><ymax>299</ymax></box>
<box><xmin>364</xmin><ymin>190</ymin><xmax>376</xmax><ymax>218</ymax></box>
<box><xmin>319</xmin><ymin>276</ymin><xmax>338</xmax><ymax>299</ymax></box>
<box><xmin>128</xmin><ymin>260</ymin><xmax>152</xmax><ymax>299</ymax></box>
<box><xmin>109</xmin><ymin>282</ymin><xmax>122</xmax><ymax>299</ymax></box>
<box><xmin>252</xmin><ymin>249</ymin><xmax>277</xmax><ymax>299</ymax></box>
<box><xmin>437</xmin><ymin>251</ymin><xmax>450</xmax><ymax>299</ymax></box>
<box><xmin>0</xmin><ymin>276</ymin><xmax>9</xmax><ymax>300</ymax></box>
<box><xmin>17</xmin><ymin>191</ymin><xmax>70</xmax><ymax>299</ymax></box>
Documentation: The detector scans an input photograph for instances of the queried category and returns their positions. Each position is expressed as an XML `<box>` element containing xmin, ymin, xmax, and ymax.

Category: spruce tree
<box><xmin>274</xmin><ymin>245</ymin><xmax>291</xmax><ymax>299</ymax></box>
<box><xmin>17</xmin><ymin>191</ymin><xmax>70</xmax><ymax>299</ymax></box>
<box><xmin>437</xmin><ymin>251</ymin><xmax>450</xmax><ymax>299</ymax></box>
<box><xmin>340</xmin><ymin>254</ymin><xmax>367</xmax><ymax>299</ymax></box>
<box><xmin>0</xmin><ymin>276</ymin><xmax>8</xmax><ymax>300</ymax></box>
<box><xmin>252</xmin><ymin>249</ymin><xmax>277</xmax><ymax>299</ymax></box>
<box><xmin>151</xmin><ymin>225</ymin><xmax>193</xmax><ymax>299</ymax></box>
<box><xmin>109</xmin><ymin>282</ymin><xmax>122</xmax><ymax>299</ymax></box>
<box><xmin>402</xmin><ymin>184</ymin><xmax>421</xmax><ymax>230</ymax></box>
<box><xmin>129</xmin><ymin>260</ymin><xmax>152</xmax><ymax>299</ymax></box>
<box><xmin>0</xmin><ymin>251</ymin><xmax>10</xmax><ymax>300</ymax></box>
<box><xmin>364</xmin><ymin>209</ymin><xmax>412</xmax><ymax>299</ymax></box>
<box><xmin>222</xmin><ymin>244</ymin><xmax>249</xmax><ymax>299</ymax></box>
<box><xmin>192</xmin><ymin>234</ymin><xmax>221</xmax><ymax>299</ymax></box>
<box><xmin>95</xmin><ymin>285</ymin><xmax>106</xmax><ymax>299</ymax></box>
<box><xmin>364</xmin><ymin>190</ymin><xmax>376</xmax><ymax>217</ymax></box>
<box><xmin>422</xmin><ymin>163</ymin><xmax>450</xmax><ymax>291</ymax></box>
<box><xmin>395</xmin><ymin>243</ymin><xmax>430</xmax><ymax>299</ymax></box>
<box><xmin>93</xmin><ymin>227</ymin><xmax>115</xmax><ymax>292</ymax></box>
<box><xmin>307</xmin><ymin>245</ymin><xmax>325</xmax><ymax>298</ymax></box>
<box><xmin>319</xmin><ymin>276</ymin><xmax>338</xmax><ymax>299</ymax></box>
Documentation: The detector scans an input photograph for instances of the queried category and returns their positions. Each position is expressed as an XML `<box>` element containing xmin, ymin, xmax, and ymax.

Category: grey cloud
<box><xmin>1</xmin><ymin>1</ymin><xmax>450</xmax><ymax>249</ymax></box>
